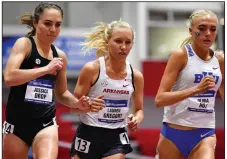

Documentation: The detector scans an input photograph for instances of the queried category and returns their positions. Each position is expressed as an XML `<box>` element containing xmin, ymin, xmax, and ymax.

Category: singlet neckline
<box><xmin>30</xmin><ymin>36</ymin><xmax>58</xmax><ymax>61</ymax></box>
<box><xmin>188</xmin><ymin>44</ymin><xmax>215</xmax><ymax>63</ymax></box>
<box><xmin>100</xmin><ymin>57</ymin><xmax>129</xmax><ymax>81</ymax></box>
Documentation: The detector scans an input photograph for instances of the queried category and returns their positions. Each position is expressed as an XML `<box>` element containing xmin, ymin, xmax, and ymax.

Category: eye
<box><xmin>44</xmin><ymin>22</ymin><xmax>52</xmax><ymax>26</ymax></box>
<box><xmin>115</xmin><ymin>39</ymin><xmax>122</xmax><ymax>44</ymax></box>
<box><xmin>198</xmin><ymin>28</ymin><xmax>205</xmax><ymax>31</ymax></box>
<box><xmin>55</xmin><ymin>23</ymin><xmax>61</xmax><ymax>28</ymax></box>
<box><xmin>210</xmin><ymin>28</ymin><xmax>216</xmax><ymax>32</ymax></box>
<box><xmin>126</xmin><ymin>41</ymin><xmax>132</xmax><ymax>45</ymax></box>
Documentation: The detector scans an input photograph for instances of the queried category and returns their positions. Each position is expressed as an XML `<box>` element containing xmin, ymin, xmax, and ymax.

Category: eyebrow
<box><xmin>198</xmin><ymin>24</ymin><xmax>216</xmax><ymax>28</ymax></box>
<box><xmin>114</xmin><ymin>37</ymin><xmax>132</xmax><ymax>40</ymax></box>
<box><xmin>44</xmin><ymin>20</ymin><xmax>62</xmax><ymax>23</ymax></box>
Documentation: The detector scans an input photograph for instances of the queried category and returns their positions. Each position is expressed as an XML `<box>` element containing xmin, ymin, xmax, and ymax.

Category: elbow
<box><xmin>4</xmin><ymin>70</ymin><xmax>18</xmax><ymax>86</ymax></box>
<box><xmin>55</xmin><ymin>90</ymin><xmax>68</xmax><ymax>103</ymax></box>
<box><xmin>4</xmin><ymin>75</ymin><xmax>14</xmax><ymax>87</ymax></box>
<box><xmin>155</xmin><ymin>95</ymin><xmax>164</xmax><ymax>108</ymax></box>
<box><xmin>55</xmin><ymin>92</ymin><xmax>62</xmax><ymax>102</ymax></box>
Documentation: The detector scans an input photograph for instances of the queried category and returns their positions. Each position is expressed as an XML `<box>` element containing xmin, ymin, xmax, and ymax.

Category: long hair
<box><xmin>20</xmin><ymin>2</ymin><xmax>63</xmax><ymax>37</ymax></box>
<box><xmin>180</xmin><ymin>10</ymin><xmax>217</xmax><ymax>47</ymax></box>
<box><xmin>81</xmin><ymin>18</ymin><xmax>135</xmax><ymax>58</ymax></box>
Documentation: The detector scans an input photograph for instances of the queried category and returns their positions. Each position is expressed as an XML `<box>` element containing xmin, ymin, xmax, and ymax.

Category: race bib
<box><xmin>3</xmin><ymin>121</ymin><xmax>14</xmax><ymax>134</ymax></box>
<box><xmin>25</xmin><ymin>79</ymin><xmax>54</xmax><ymax>105</ymax></box>
<box><xmin>74</xmin><ymin>137</ymin><xmax>91</xmax><ymax>153</ymax></box>
<box><xmin>188</xmin><ymin>91</ymin><xmax>216</xmax><ymax>113</ymax></box>
<box><xmin>98</xmin><ymin>99</ymin><xmax>128</xmax><ymax>123</ymax></box>
<box><xmin>120</xmin><ymin>132</ymin><xmax>130</xmax><ymax>144</ymax></box>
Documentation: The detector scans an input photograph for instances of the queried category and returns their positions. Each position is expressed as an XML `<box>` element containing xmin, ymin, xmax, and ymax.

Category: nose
<box><xmin>121</xmin><ymin>44</ymin><xmax>126</xmax><ymax>50</ymax></box>
<box><xmin>50</xmin><ymin>25</ymin><xmax>56</xmax><ymax>32</ymax></box>
<box><xmin>206</xmin><ymin>29</ymin><xmax>211</xmax><ymax>36</ymax></box>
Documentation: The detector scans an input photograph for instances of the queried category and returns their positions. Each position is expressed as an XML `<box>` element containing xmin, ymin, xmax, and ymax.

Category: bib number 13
<box><xmin>74</xmin><ymin>137</ymin><xmax>91</xmax><ymax>153</ymax></box>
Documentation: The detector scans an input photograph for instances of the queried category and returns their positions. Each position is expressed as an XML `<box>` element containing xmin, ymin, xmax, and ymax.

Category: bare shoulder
<box><xmin>82</xmin><ymin>58</ymin><xmax>100</xmax><ymax>74</ymax></box>
<box><xmin>170</xmin><ymin>48</ymin><xmax>187</xmax><ymax>59</ymax></box>
<box><xmin>13</xmin><ymin>37</ymin><xmax>31</xmax><ymax>50</ymax></box>
<box><xmin>132</xmin><ymin>68</ymin><xmax>144</xmax><ymax>81</ymax></box>
<box><xmin>215</xmin><ymin>50</ymin><xmax>224</xmax><ymax>63</ymax></box>
<box><xmin>168</xmin><ymin>48</ymin><xmax>188</xmax><ymax>69</ymax></box>
<box><xmin>54</xmin><ymin>46</ymin><xmax>67</xmax><ymax>60</ymax></box>
<box><xmin>15</xmin><ymin>37</ymin><xmax>31</xmax><ymax>44</ymax></box>
<box><xmin>11</xmin><ymin>37</ymin><xmax>32</xmax><ymax>57</ymax></box>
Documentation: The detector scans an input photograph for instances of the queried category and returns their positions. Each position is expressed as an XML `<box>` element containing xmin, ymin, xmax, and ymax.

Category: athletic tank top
<box><xmin>80</xmin><ymin>57</ymin><xmax>135</xmax><ymax>129</ymax></box>
<box><xmin>6</xmin><ymin>36</ymin><xmax>59</xmax><ymax>122</ymax></box>
<box><xmin>163</xmin><ymin>44</ymin><xmax>222</xmax><ymax>129</ymax></box>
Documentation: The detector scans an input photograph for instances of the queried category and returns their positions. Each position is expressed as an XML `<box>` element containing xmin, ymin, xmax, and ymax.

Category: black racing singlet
<box><xmin>6</xmin><ymin>36</ymin><xmax>59</xmax><ymax>123</ymax></box>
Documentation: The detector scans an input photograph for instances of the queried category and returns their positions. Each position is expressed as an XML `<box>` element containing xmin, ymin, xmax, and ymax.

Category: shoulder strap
<box><xmin>99</xmin><ymin>56</ymin><xmax>106</xmax><ymax>76</ymax></box>
<box><xmin>51</xmin><ymin>44</ymin><xmax>59</xmax><ymax>57</ymax></box>
<box><xmin>185</xmin><ymin>44</ymin><xmax>195</xmax><ymax>57</ymax></box>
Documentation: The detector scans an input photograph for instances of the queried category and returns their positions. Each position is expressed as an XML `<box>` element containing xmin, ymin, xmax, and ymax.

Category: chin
<box><xmin>203</xmin><ymin>44</ymin><xmax>212</xmax><ymax>49</ymax></box>
<box><xmin>47</xmin><ymin>36</ymin><xmax>57</xmax><ymax>42</ymax></box>
<box><xmin>119</xmin><ymin>57</ymin><xmax>127</xmax><ymax>62</ymax></box>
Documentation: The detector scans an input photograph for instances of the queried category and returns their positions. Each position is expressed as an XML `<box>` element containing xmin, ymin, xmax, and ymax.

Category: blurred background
<box><xmin>2</xmin><ymin>2</ymin><xmax>224</xmax><ymax>159</ymax></box>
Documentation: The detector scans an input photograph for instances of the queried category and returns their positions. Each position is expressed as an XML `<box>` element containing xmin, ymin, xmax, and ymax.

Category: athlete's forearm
<box><xmin>56</xmin><ymin>90</ymin><xmax>81</xmax><ymax>108</ymax></box>
<box><xmin>70</xmin><ymin>108</ymin><xmax>88</xmax><ymax>114</ymax></box>
<box><xmin>134</xmin><ymin>110</ymin><xmax>144</xmax><ymax>124</ymax></box>
<box><xmin>4</xmin><ymin>67</ymin><xmax>49</xmax><ymax>86</ymax></box>
<box><xmin>155</xmin><ymin>87</ymin><xmax>198</xmax><ymax>107</ymax></box>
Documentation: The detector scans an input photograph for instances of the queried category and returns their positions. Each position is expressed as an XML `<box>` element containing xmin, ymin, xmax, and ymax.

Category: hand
<box><xmin>77</xmin><ymin>96</ymin><xmax>91</xmax><ymax>112</ymax></box>
<box><xmin>195</xmin><ymin>76</ymin><xmax>215</xmax><ymax>94</ymax></box>
<box><xmin>127</xmin><ymin>114</ymin><xmax>138</xmax><ymax>132</ymax></box>
<box><xmin>89</xmin><ymin>95</ymin><xmax>105</xmax><ymax>112</ymax></box>
<box><xmin>46</xmin><ymin>57</ymin><xmax>63</xmax><ymax>74</ymax></box>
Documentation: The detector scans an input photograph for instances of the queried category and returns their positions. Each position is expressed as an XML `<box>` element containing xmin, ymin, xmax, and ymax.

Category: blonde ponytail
<box><xmin>180</xmin><ymin>36</ymin><xmax>192</xmax><ymax>47</ymax></box>
<box><xmin>81</xmin><ymin>19</ymin><xmax>135</xmax><ymax>58</ymax></box>
<box><xmin>81</xmin><ymin>22</ymin><xmax>109</xmax><ymax>58</ymax></box>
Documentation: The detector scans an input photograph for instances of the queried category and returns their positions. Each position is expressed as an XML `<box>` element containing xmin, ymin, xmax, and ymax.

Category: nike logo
<box><xmin>43</xmin><ymin>121</ymin><xmax>53</xmax><ymax>127</ymax></box>
<box><xmin>212</xmin><ymin>67</ymin><xmax>219</xmax><ymax>70</ymax></box>
<box><xmin>200</xmin><ymin>131</ymin><xmax>211</xmax><ymax>138</ymax></box>
<box><xmin>123</xmin><ymin>84</ymin><xmax>129</xmax><ymax>87</ymax></box>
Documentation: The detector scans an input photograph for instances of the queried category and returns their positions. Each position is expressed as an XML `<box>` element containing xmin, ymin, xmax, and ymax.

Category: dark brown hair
<box><xmin>20</xmin><ymin>2</ymin><xmax>64</xmax><ymax>37</ymax></box>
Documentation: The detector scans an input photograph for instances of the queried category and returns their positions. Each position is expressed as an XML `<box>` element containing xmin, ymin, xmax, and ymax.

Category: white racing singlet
<box><xmin>80</xmin><ymin>57</ymin><xmax>134</xmax><ymax>129</ymax></box>
<box><xmin>163</xmin><ymin>44</ymin><xmax>222</xmax><ymax>128</ymax></box>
